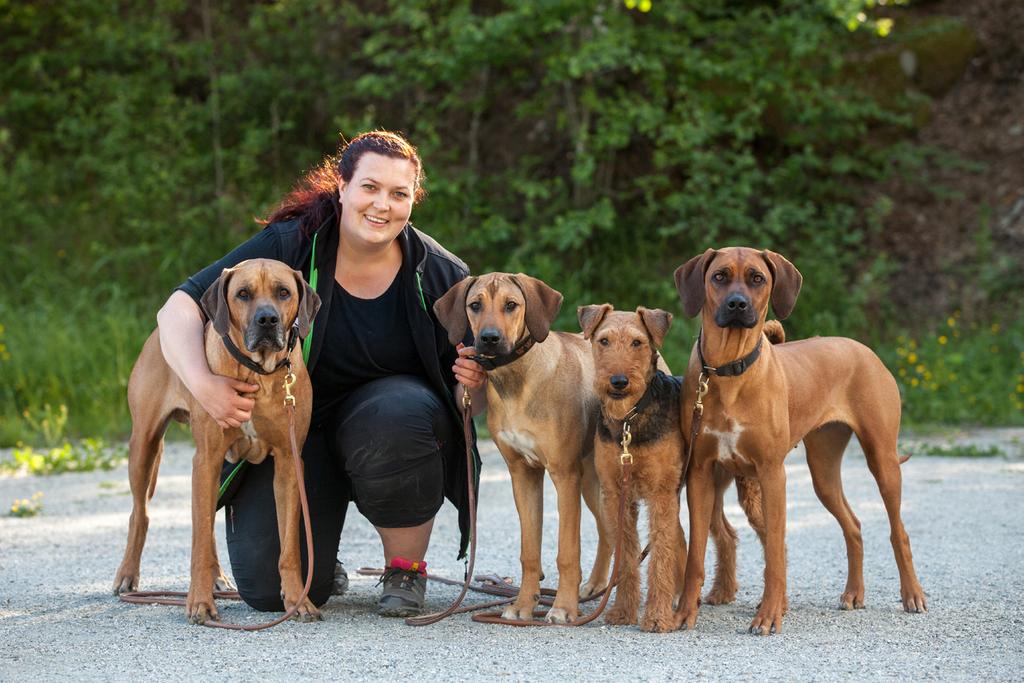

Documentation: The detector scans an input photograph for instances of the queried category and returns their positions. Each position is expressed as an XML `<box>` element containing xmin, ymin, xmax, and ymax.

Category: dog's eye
<box><xmin>278</xmin><ymin>287</ymin><xmax>291</xmax><ymax>299</ymax></box>
<box><xmin>631</xmin><ymin>339</ymin><xmax>642</xmax><ymax>348</ymax></box>
<box><xmin>712</xmin><ymin>272</ymin><xmax>727</xmax><ymax>283</ymax></box>
<box><xmin>598</xmin><ymin>338</ymin><xmax>609</xmax><ymax>347</ymax></box>
<box><xmin>468</xmin><ymin>301</ymin><xmax>482</xmax><ymax>313</ymax></box>
<box><xmin>751</xmin><ymin>273</ymin><xmax>766</xmax><ymax>285</ymax></box>
<box><xmin>236</xmin><ymin>289</ymin><xmax>250</xmax><ymax>301</ymax></box>
<box><xmin>504</xmin><ymin>301</ymin><xmax>518</xmax><ymax>312</ymax></box>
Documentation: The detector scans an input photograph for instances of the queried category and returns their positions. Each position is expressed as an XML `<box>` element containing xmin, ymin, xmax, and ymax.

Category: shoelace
<box><xmin>378</xmin><ymin>568</ymin><xmax>421</xmax><ymax>590</ymax></box>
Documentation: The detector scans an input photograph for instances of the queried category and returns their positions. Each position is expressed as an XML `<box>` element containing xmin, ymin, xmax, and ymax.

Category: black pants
<box><xmin>220</xmin><ymin>375</ymin><xmax>453</xmax><ymax>612</ymax></box>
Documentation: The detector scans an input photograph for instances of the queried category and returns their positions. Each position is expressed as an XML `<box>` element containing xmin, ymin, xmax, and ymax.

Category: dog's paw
<box><xmin>839</xmin><ymin>587</ymin><xmax>865</xmax><ymax>610</ymax></box>
<box><xmin>604</xmin><ymin>604</ymin><xmax>638</xmax><ymax>626</ymax></box>
<box><xmin>640</xmin><ymin>609</ymin><xmax>676</xmax><ymax>633</ymax></box>
<box><xmin>186</xmin><ymin>593</ymin><xmax>218</xmax><ymax>625</ymax></box>
<box><xmin>703</xmin><ymin>586</ymin><xmax>736</xmax><ymax>606</ymax></box>
<box><xmin>580</xmin><ymin>577</ymin><xmax>608</xmax><ymax>600</ymax></box>
<box><xmin>214</xmin><ymin>572</ymin><xmax>236</xmax><ymax>593</ymax></box>
<box><xmin>112</xmin><ymin>571</ymin><xmax>139</xmax><ymax>596</ymax></box>
<box><xmin>501</xmin><ymin>601</ymin><xmax>538</xmax><ymax>621</ymax></box>
<box><xmin>287</xmin><ymin>598</ymin><xmax>322</xmax><ymax>623</ymax></box>
<box><xmin>749</xmin><ymin>598</ymin><xmax>785</xmax><ymax>635</ymax></box>
<box><xmin>545</xmin><ymin>605</ymin><xmax>579</xmax><ymax>624</ymax></box>
<box><xmin>674</xmin><ymin>601</ymin><xmax>700</xmax><ymax>631</ymax></box>
<box><xmin>901</xmin><ymin>583</ymin><xmax>927</xmax><ymax>613</ymax></box>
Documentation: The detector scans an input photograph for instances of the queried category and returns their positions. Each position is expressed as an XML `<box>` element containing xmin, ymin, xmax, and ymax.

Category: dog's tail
<box><xmin>763</xmin><ymin>320</ymin><xmax>786</xmax><ymax>345</ymax></box>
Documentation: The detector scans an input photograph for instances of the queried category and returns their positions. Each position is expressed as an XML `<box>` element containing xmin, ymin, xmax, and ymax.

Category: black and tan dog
<box><xmin>674</xmin><ymin>247</ymin><xmax>927</xmax><ymax>635</ymax></box>
<box><xmin>434</xmin><ymin>273</ymin><xmax>612</xmax><ymax>623</ymax></box>
<box><xmin>113</xmin><ymin>258</ymin><xmax>320</xmax><ymax>624</ymax></box>
<box><xmin>579</xmin><ymin>304</ymin><xmax>765</xmax><ymax>632</ymax></box>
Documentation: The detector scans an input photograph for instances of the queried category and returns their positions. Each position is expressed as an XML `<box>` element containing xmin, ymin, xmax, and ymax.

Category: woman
<box><xmin>158</xmin><ymin>130</ymin><xmax>487</xmax><ymax>617</ymax></box>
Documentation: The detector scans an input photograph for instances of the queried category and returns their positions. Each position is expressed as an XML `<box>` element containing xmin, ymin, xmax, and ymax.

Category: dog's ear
<box><xmin>638</xmin><ymin>307</ymin><xmax>673</xmax><ymax>349</ymax></box>
<box><xmin>578</xmin><ymin>303</ymin><xmax>613</xmax><ymax>340</ymax></box>
<box><xmin>761</xmin><ymin>250</ymin><xmax>802</xmax><ymax>320</ymax></box>
<box><xmin>433</xmin><ymin>276</ymin><xmax>476</xmax><ymax>346</ymax></box>
<box><xmin>512</xmin><ymin>274</ymin><xmax>563</xmax><ymax>342</ymax></box>
<box><xmin>292</xmin><ymin>269</ymin><xmax>321</xmax><ymax>339</ymax></box>
<box><xmin>674</xmin><ymin>248</ymin><xmax>717</xmax><ymax>318</ymax></box>
<box><xmin>200</xmin><ymin>267</ymin><xmax>234</xmax><ymax>336</ymax></box>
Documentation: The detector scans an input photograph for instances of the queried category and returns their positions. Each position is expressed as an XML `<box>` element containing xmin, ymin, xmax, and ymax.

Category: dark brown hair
<box><xmin>261</xmin><ymin>130</ymin><xmax>425</xmax><ymax>236</ymax></box>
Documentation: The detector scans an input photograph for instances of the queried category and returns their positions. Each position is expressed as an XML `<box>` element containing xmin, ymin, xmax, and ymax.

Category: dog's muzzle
<box><xmin>476</xmin><ymin>326</ymin><xmax>509</xmax><ymax>355</ymax></box>
<box><xmin>245</xmin><ymin>305</ymin><xmax>286</xmax><ymax>352</ymax></box>
<box><xmin>715</xmin><ymin>293</ymin><xmax>758</xmax><ymax>329</ymax></box>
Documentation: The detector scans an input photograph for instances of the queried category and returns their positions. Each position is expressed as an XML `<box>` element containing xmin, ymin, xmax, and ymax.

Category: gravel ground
<box><xmin>2</xmin><ymin>429</ymin><xmax>1023</xmax><ymax>682</ymax></box>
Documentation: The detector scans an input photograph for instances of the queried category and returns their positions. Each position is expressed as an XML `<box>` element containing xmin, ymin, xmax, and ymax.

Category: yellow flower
<box><xmin>899</xmin><ymin>368</ymin><xmax>907</xmax><ymax>377</ymax></box>
<box><xmin>1017</xmin><ymin>384</ymin><xmax>1024</xmax><ymax>394</ymax></box>
<box><xmin>991</xmin><ymin>323</ymin><xmax>1000</xmax><ymax>333</ymax></box>
<box><xmin>910</xmin><ymin>378</ymin><xmax>919</xmax><ymax>387</ymax></box>
<box><xmin>907</xmin><ymin>353</ymin><xmax>917</xmax><ymax>363</ymax></box>
<box><xmin>897</xmin><ymin>347</ymin><xmax>907</xmax><ymax>357</ymax></box>
<box><xmin>915</xmin><ymin>364</ymin><xmax>926</xmax><ymax>374</ymax></box>
<box><xmin>938</xmin><ymin>335</ymin><xmax>947</xmax><ymax>345</ymax></box>
<box><xmin>947</xmin><ymin>317</ymin><xmax>956</xmax><ymax>328</ymax></box>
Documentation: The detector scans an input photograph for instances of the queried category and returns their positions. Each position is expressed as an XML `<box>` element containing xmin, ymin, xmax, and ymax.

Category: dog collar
<box><xmin>221</xmin><ymin>322</ymin><xmax>300</xmax><ymax>376</ymax></box>
<box><xmin>621</xmin><ymin>370</ymin><xmax>665</xmax><ymax>424</ymax></box>
<box><xmin>468</xmin><ymin>335</ymin><xmax>536</xmax><ymax>371</ymax></box>
<box><xmin>696</xmin><ymin>331</ymin><xmax>763</xmax><ymax>377</ymax></box>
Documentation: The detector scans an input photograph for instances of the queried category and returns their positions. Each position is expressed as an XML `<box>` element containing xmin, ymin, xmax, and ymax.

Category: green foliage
<box><xmin>0</xmin><ymin>439</ymin><xmax>127</xmax><ymax>475</ymax></box>
<box><xmin>8</xmin><ymin>492</ymin><xmax>44</xmax><ymax>518</ymax></box>
<box><xmin>903</xmin><ymin>442</ymin><xmax>1012</xmax><ymax>459</ymax></box>
<box><xmin>0</xmin><ymin>0</ymin><xmax>1012</xmax><ymax>442</ymax></box>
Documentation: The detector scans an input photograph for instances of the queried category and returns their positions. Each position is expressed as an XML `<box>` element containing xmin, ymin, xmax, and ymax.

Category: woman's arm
<box><xmin>156</xmin><ymin>290</ymin><xmax>258</xmax><ymax>429</ymax></box>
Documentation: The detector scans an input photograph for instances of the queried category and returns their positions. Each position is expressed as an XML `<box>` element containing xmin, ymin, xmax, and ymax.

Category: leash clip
<box><xmin>694</xmin><ymin>372</ymin><xmax>710</xmax><ymax>416</ymax></box>
<box><xmin>620</xmin><ymin>422</ymin><xmax>633</xmax><ymax>465</ymax></box>
<box><xmin>283</xmin><ymin>371</ymin><xmax>297</xmax><ymax>408</ymax></box>
<box><xmin>462</xmin><ymin>384</ymin><xmax>472</xmax><ymax>410</ymax></box>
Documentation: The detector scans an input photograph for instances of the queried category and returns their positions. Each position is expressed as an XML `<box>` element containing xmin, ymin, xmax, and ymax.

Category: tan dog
<box><xmin>580</xmin><ymin>304</ymin><xmax>766</xmax><ymax>632</ymax></box>
<box><xmin>434</xmin><ymin>273</ymin><xmax>612</xmax><ymax>623</ymax></box>
<box><xmin>113</xmin><ymin>258</ymin><xmax>320</xmax><ymax>624</ymax></box>
<box><xmin>674</xmin><ymin>247</ymin><xmax>927</xmax><ymax>635</ymax></box>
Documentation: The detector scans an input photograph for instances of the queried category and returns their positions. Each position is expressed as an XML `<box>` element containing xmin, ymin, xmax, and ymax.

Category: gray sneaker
<box><xmin>332</xmin><ymin>560</ymin><xmax>349</xmax><ymax>597</ymax></box>
<box><xmin>377</xmin><ymin>568</ymin><xmax>427</xmax><ymax>617</ymax></box>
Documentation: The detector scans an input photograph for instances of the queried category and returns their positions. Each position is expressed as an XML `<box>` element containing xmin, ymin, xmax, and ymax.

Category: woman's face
<box><xmin>338</xmin><ymin>152</ymin><xmax>417</xmax><ymax>252</ymax></box>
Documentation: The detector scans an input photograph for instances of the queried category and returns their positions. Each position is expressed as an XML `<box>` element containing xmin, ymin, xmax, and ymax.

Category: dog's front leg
<box><xmin>641</xmin><ymin>490</ymin><xmax>683</xmax><ymax>632</ymax></box>
<box><xmin>546</xmin><ymin>464</ymin><xmax>583</xmax><ymax>623</ymax></box>
<box><xmin>750</xmin><ymin>464</ymin><xmax>787</xmax><ymax>635</ymax></box>
<box><xmin>187</xmin><ymin>441</ymin><xmax>224</xmax><ymax>624</ymax></box>
<box><xmin>675</xmin><ymin>457</ymin><xmax>715</xmax><ymax>631</ymax></box>
<box><xmin>502</xmin><ymin>461</ymin><xmax>545</xmax><ymax>621</ymax></box>
<box><xmin>273</xmin><ymin>447</ymin><xmax>321</xmax><ymax>622</ymax></box>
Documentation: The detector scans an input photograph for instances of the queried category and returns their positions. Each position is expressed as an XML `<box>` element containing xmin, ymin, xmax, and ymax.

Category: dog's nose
<box><xmin>255</xmin><ymin>307</ymin><xmax>280</xmax><ymax>328</ymax></box>
<box><xmin>610</xmin><ymin>375</ymin><xmax>629</xmax><ymax>391</ymax></box>
<box><xmin>479</xmin><ymin>328</ymin><xmax>501</xmax><ymax>346</ymax></box>
<box><xmin>725</xmin><ymin>293</ymin><xmax>749</xmax><ymax>311</ymax></box>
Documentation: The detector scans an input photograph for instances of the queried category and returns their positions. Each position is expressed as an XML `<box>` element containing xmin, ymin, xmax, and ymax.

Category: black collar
<box><xmin>221</xmin><ymin>322</ymin><xmax>300</xmax><ymax>376</ymax></box>
<box><xmin>697</xmin><ymin>331</ymin><xmax>763</xmax><ymax>377</ymax></box>
<box><xmin>469</xmin><ymin>335</ymin><xmax>536</xmax><ymax>371</ymax></box>
<box><xmin>621</xmin><ymin>365</ymin><xmax>664</xmax><ymax>424</ymax></box>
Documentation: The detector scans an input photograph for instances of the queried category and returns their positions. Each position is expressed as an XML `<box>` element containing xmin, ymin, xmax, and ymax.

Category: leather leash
<box><xmin>119</xmin><ymin>371</ymin><xmax>316</xmax><ymax>632</ymax></box>
<box><xmin>403</xmin><ymin>388</ymin><xmax>479</xmax><ymax>626</ymax></box>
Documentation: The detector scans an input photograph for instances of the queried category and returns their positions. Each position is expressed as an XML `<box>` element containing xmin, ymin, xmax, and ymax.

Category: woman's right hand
<box><xmin>193</xmin><ymin>374</ymin><xmax>260</xmax><ymax>429</ymax></box>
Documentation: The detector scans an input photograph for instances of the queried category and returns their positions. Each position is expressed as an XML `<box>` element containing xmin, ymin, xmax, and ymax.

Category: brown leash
<box><xmin>119</xmin><ymin>372</ymin><xmax>316</xmax><ymax>631</ymax></box>
<box><xmin>403</xmin><ymin>388</ymin><xmax>479</xmax><ymax>626</ymax></box>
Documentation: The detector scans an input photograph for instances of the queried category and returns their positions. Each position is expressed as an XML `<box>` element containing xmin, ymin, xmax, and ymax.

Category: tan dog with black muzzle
<box><xmin>113</xmin><ymin>258</ymin><xmax>320</xmax><ymax>624</ymax></box>
<box><xmin>673</xmin><ymin>247</ymin><xmax>927</xmax><ymax>635</ymax></box>
<box><xmin>434</xmin><ymin>273</ymin><xmax>612</xmax><ymax>623</ymax></box>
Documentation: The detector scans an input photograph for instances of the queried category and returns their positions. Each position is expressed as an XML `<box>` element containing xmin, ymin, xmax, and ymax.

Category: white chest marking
<box><xmin>497</xmin><ymin>430</ymin><xmax>543</xmax><ymax>468</ymax></box>
<box><xmin>240</xmin><ymin>420</ymin><xmax>259</xmax><ymax>440</ymax></box>
<box><xmin>703</xmin><ymin>419</ymin><xmax>747</xmax><ymax>465</ymax></box>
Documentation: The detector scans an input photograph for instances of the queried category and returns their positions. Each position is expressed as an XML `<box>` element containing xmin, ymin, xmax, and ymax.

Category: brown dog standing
<box><xmin>580</xmin><ymin>304</ymin><xmax>766</xmax><ymax>632</ymax></box>
<box><xmin>434</xmin><ymin>273</ymin><xmax>612</xmax><ymax>623</ymax></box>
<box><xmin>674</xmin><ymin>247</ymin><xmax>927</xmax><ymax>635</ymax></box>
<box><xmin>113</xmin><ymin>258</ymin><xmax>320</xmax><ymax>624</ymax></box>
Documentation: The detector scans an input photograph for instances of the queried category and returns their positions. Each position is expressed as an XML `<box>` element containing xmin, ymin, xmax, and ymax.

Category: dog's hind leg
<box><xmin>580</xmin><ymin>455</ymin><xmax>612</xmax><ymax>599</ymax></box>
<box><xmin>855</xmin><ymin>421</ymin><xmax>927</xmax><ymax>613</ymax></box>
<box><xmin>113</xmin><ymin>415</ymin><xmax>171</xmax><ymax>595</ymax></box>
<box><xmin>705</xmin><ymin>467</ymin><xmax>739</xmax><ymax>605</ymax></box>
<box><xmin>804</xmin><ymin>422</ymin><xmax>865</xmax><ymax>610</ymax></box>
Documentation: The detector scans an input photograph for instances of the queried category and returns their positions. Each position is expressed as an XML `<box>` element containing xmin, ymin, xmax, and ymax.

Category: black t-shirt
<box><xmin>311</xmin><ymin>267</ymin><xmax>427</xmax><ymax>425</ymax></box>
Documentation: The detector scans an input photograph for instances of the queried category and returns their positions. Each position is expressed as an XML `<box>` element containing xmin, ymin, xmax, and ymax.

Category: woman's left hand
<box><xmin>453</xmin><ymin>343</ymin><xmax>487</xmax><ymax>390</ymax></box>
